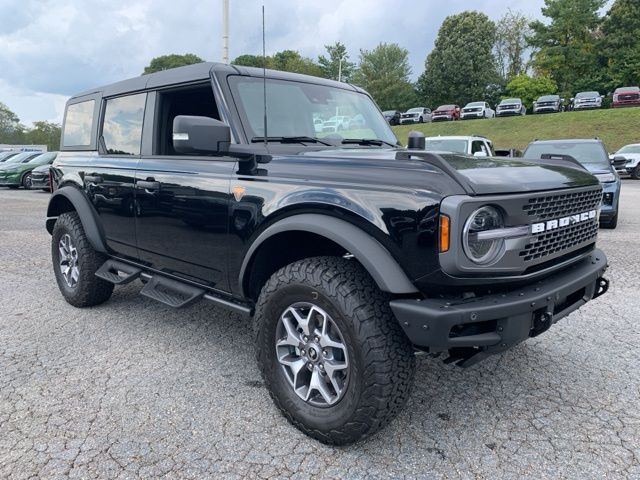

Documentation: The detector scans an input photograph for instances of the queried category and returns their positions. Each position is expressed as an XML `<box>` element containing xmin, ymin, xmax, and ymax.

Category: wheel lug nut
<box><xmin>307</xmin><ymin>363</ymin><xmax>313</xmax><ymax>371</ymax></box>
<box><xmin>301</xmin><ymin>349</ymin><xmax>306</xmax><ymax>356</ymax></box>
<box><xmin>303</xmin><ymin>336</ymin><xmax>308</xmax><ymax>342</ymax></box>
<box><xmin>319</xmin><ymin>364</ymin><xmax>324</xmax><ymax>370</ymax></box>
<box><xmin>314</xmin><ymin>336</ymin><xmax>319</xmax><ymax>343</ymax></box>
<box><xmin>322</xmin><ymin>350</ymin><xmax>328</xmax><ymax>357</ymax></box>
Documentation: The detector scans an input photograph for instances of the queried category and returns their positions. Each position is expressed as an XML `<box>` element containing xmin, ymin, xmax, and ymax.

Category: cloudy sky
<box><xmin>0</xmin><ymin>0</ymin><xmax>549</xmax><ymax>126</ymax></box>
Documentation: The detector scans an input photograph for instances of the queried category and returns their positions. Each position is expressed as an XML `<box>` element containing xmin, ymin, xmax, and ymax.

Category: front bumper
<box><xmin>496</xmin><ymin>109</ymin><xmax>520</xmax><ymax>116</ymax></box>
<box><xmin>30</xmin><ymin>175</ymin><xmax>49</xmax><ymax>189</ymax></box>
<box><xmin>432</xmin><ymin>115</ymin><xmax>453</xmax><ymax>121</ymax></box>
<box><xmin>599</xmin><ymin>182</ymin><xmax>620</xmax><ymax>220</ymax></box>
<box><xmin>534</xmin><ymin>107</ymin><xmax>559</xmax><ymax>113</ymax></box>
<box><xmin>390</xmin><ymin>249</ymin><xmax>608</xmax><ymax>366</ymax></box>
<box><xmin>399</xmin><ymin>117</ymin><xmax>418</xmax><ymax>124</ymax></box>
<box><xmin>574</xmin><ymin>103</ymin><xmax>600</xmax><ymax>110</ymax></box>
<box><xmin>461</xmin><ymin>112</ymin><xmax>482</xmax><ymax>119</ymax></box>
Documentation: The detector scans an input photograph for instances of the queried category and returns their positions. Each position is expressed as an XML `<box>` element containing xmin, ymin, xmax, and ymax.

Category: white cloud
<box><xmin>0</xmin><ymin>0</ymin><xmax>547</xmax><ymax>125</ymax></box>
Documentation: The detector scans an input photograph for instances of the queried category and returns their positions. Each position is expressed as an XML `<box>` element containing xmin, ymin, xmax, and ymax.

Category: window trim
<box><xmin>61</xmin><ymin>93</ymin><xmax>101</xmax><ymax>151</ymax></box>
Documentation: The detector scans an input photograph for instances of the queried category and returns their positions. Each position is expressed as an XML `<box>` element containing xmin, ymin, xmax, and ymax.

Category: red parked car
<box><xmin>431</xmin><ymin>104</ymin><xmax>460</xmax><ymax>122</ymax></box>
<box><xmin>612</xmin><ymin>86</ymin><xmax>640</xmax><ymax>108</ymax></box>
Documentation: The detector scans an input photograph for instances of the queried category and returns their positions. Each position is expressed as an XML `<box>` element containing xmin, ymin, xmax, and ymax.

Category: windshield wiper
<box><xmin>250</xmin><ymin>136</ymin><xmax>332</xmax><ymax>146</ymax></box>
<box><xmin>341</xmin><ymin>138</ymin><xmax>398</xmax><ymax>148</ymax></box>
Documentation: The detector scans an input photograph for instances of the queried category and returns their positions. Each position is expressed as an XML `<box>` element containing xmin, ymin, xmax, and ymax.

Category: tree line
<box><xmin>2</xmin><ymin>0</ymin><xmax>637</xmax><ymax>150</ymax></box>
<box><xmin>0</xmin><ymin>102</ymin><xmax>61</xmax><ymax>151</ymax></box>
<box><xmin>227</xmin><ymin>0</ymin><xmax>638</xmax><ymax>110</ymax></box>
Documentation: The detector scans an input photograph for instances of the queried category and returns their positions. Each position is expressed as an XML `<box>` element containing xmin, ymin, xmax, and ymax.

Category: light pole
<box><xmin>222</xmin><ymin>0</ymin><xmax>229</xmax><ymax>63</ymax></box>
<box><xmin>338</xmin><ymin>57</ymin><xmax>342</xmax><ymax>82</ymax></box>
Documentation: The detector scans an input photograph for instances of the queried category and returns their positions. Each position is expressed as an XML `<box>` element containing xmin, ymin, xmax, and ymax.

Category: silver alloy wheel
<box><xmin>275</xmin><ymin>302</ymin><xmax>349</xmax><ymax>407</ymax></box>
<box><xmin>58</xmin><ymin>234</ymin><xmax>80</xmax><ymax>288</ymax></box>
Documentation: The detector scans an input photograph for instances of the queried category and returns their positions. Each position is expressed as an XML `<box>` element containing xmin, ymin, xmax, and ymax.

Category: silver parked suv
<box><xmin>572</xmin><ymin>91</ymin><xmax>603</xmax><ymax>110</ymax></box>
<box><xmin>496</xmin><ymin>98</ymin><xmax>526</xmax><ymax>116</ymax></box>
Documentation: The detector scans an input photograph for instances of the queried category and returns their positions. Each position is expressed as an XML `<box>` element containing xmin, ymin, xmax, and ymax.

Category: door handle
<box><xmin>137</xmin><ymin>180</ymin><xmax>160</xmax><ymax>191</ymax></box>
<box><xmin>85</xmin><ymin>174</ymin><xmax>103</xmax><ymax>184</ymax></box>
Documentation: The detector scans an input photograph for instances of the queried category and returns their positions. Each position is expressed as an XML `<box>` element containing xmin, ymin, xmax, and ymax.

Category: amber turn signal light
<box><xmin>439</xmin><ymin>214</ymin><xmax>450</xmax><ymax>253</ymax></box>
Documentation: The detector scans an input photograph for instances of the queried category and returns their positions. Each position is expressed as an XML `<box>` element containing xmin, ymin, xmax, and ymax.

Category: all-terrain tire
<box><xmin>254</xmin><ymin>256</ymin><xmax>416</xmax><ymax>445</ymax></box>
<box><xmin>52</xmin><ymin>212</ymin><xmax>114</xmax><ymax>307</ymax></box>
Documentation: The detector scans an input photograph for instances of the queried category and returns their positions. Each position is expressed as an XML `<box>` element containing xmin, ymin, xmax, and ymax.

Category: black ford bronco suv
<box><xmin>47</xmin><ymin>63</ymin><xmax>609</xmax><ymax>445</ymax></box>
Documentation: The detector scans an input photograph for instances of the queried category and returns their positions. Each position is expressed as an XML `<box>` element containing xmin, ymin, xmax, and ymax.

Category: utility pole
<box><xmin>222</xmin><ymin>0</ymin><xmax>229</xmax><ymax>63</ymax></box>
<box><xmin>338</xmin><ymin>57</ymin><xmax>342</xmax><ymax>82</ymax></box>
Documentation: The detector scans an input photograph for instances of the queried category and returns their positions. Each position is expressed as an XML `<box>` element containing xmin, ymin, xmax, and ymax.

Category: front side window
<box><xmin>102</xmin><ymin>94</ymin><xmax>146</xmax><ymax>155</ymax></box>
<box><xmin>228</xmin><ymin>76</ymin><xmax>397</xmax><ymax>145</ymax></box>
<box><xmin>63</xmin><ymin>100</ymin><xmax>95</xmax><ymax>147</ymax></box>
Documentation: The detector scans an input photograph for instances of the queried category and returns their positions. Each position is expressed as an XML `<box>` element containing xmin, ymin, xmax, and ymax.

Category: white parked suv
<box><xmin>612</xmin><ymin>143</ymin><xmax>640</xmax><ymax>179</ymax></box>
<box><xmin>422</xmin><ymin>135</ymin><xmax>495</xmax><ymax>157</ymax></box>
<box><xmin>399</xmin><ymin>107</ymin><xmax>432</xmax><ymax>124</ymax></box>
<box><xmin>460</xmin><ymin>101</ymin><xmax>495</xmax><ymax>120</ymax></box>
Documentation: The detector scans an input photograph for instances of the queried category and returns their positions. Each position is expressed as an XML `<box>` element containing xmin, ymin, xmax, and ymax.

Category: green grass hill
<box><xmin>392</xmin><ymin>108</ymin><xmax>640</xmax><ymax>152</ymax></box>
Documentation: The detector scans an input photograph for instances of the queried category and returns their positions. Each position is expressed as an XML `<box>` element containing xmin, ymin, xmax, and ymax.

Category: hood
<box><xmin>273</xmin><ymin>148</ymin><xmax>599</xmax><ymax>196</ymax></box>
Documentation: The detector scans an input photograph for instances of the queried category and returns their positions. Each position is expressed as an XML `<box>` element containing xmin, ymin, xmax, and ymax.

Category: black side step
<box><xmin>95</xmin><ymin>259</ymin><xmax>141</xmax><ymax>285</ymax></box>
<box><xmin>140</xmin><ymin>275</ymin><xmax>205</xmax><ymax>308</ymax></box>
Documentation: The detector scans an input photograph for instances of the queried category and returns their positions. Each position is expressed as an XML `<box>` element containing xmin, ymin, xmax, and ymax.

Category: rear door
<box><xmin>85</xmin><ymin>93</ymin><xmax>147</xmax><ymax>259</ymax></box>
<box><xmin>134</xmin><ymin>83</ymin><xmax>234</xmax><ymax>292</ymax></box>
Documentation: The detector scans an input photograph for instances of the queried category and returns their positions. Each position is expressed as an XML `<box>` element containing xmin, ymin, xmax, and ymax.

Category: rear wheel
<box><xmin>254</xmin><ymin>257</ymin><xmax>415</xmax><ymax>445</ymax></box>
<box><xmin>52</xmin><ymin>212</ymin><xmax>114</xmax><ymax>307</ymax></box>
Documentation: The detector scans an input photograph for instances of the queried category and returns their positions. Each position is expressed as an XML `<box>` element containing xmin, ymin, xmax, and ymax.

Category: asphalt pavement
<box><xmin>0</xmin><ymin>183</ymin><xmax>638</xmax><ymax>479</ymax></box>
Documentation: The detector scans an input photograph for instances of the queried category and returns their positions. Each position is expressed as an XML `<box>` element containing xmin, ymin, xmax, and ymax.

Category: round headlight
<box><xmin>463</xmin><ymin>206</ymin><xmax>505</xmax><ymax>264</ymax></box>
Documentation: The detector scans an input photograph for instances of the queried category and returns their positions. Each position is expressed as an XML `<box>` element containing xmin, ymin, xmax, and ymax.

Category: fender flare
<box><xmin>239</xmin><ymin>214</ymin><xmax>418</xmax><ymax>295</ymax></box>
<box><xmin>46</xmin><ymin>186</ymin><xmax>108</xmax><ymax>253</ymax></box>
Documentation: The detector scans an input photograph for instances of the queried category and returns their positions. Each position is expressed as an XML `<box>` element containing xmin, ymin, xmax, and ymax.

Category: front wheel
<box><xmin>254</xmin><ymin>257</ymin><xmax>415</xmax><ymax>445</ymax></box>
<box><xmin>632</xmin><ymin>166</ymin><xmax>640</xmax><ymax>180</ymax></box>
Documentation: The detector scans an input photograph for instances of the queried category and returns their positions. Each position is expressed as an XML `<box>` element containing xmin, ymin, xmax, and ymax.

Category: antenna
<box><xmin>262</xmin><ymin>5</ymin><xmax>268</xmax><ymax>149</ymax></box>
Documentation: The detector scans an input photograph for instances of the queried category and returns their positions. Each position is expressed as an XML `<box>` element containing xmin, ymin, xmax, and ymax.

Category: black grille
<box><xmin>522</xmin><ymin>188</ymin><xmax>603</xmax><ymax>220</ymax></box>
<box><xmin>519</xmin><ymin>220</ymin><xmax>598</xmax><ymax>262</ymax></box>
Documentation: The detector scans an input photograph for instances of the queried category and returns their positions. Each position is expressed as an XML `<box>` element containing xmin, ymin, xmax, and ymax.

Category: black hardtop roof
<box><xmin>69</xmin><ymin>61</ymin><xmax>363</xmax><ymax>101</ymax></box>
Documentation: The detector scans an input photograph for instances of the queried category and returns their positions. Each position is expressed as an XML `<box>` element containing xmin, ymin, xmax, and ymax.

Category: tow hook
<box><xmin>593</xmin><ymin>277</ymin><xmax>610</xmax><ymax>299</ymax></box>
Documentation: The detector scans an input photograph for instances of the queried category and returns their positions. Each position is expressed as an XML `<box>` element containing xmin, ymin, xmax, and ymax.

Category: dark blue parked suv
<box><xmin>523</xmin><ymin>139</ymin><xmax>621</xmax><ymax>228</ymax></box>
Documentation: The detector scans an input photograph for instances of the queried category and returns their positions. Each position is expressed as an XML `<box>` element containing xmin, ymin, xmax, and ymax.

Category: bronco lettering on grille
<box><xmin>531</xmin><ymin>210</ymin><xmax>597</xmax><ymax>234</ymax></box>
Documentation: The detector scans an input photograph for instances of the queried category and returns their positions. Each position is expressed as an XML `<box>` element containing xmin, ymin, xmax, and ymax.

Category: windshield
<box><xmin>382</xmin><ymin>110</ymin><xmax>395</xmax><ymax>115</ymax></box>
<box><xmin>0</xmin><ymin>152</ymin><xmax>18</xmax><ymax>161</ymax></box>
<box><xmin>576</xmin><ymin>92</ymin><xmax>599</xmax><ymax>99</ymax></box>
<box><xmin>2</xmin><ymin>152</ymin><xmax>38</xmax><ymax>164</ymax></box>
<box><xmin>228</xmin><ymin>76</ymin><xmax>397</xmax><ymax>145</ymax></box>
<box><xmin>617</xmin><ymin>145</ymin><xmax>640</xmax><ymax>155</ymax></box>
<box><xmin>424</xmin><ymin>138</ymin><xmax>468</xmax><ymax>154</ymax></box>
<box><xmin>407</xmin><ymin>108</ymin><xmax>422</xmax><ymax>113</ymax></box>
<box><xmin>500</xmin><ymin>98</ymin><xmax>520</xmax><ymax>104</ymax></box>
<box><xmin>466</xmin><ymin>102</ymin><xmax>484</xmax><ymax>107</ymax></box>
<box><xmin>538</xmin><ymin>95</ymin><xmax>559</xmax><ymax>102</ymax></box>
<box><xmin>437</xmin><ymin>105</ymin><xmax>455</xmax><ymax>110</ymax></box>
<box><xmin>524</xmin><ymin>142</ymin><xmax>610</xmax><ymax>171</ymax></box>
<box><xmin>28</xmin><ymin>152</ymin><xmax>56</xmax><ymax>164</ymax></box>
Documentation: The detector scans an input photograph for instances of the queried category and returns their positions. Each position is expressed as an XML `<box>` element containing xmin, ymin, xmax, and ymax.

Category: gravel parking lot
<box><xmin>1</xmin><ymin>183</ymin><xmax>639</xmax><ymax>479</ymax></box>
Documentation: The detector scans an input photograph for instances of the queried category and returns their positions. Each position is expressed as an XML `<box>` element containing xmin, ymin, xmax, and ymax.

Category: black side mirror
<box><xmin>173</xmin><ymin>115</ymin><xmax>230</xmax><ymax>155</ymax></box>
<box><xmin>611</xmin><ymin>155</ymin><xmax>627</xmax><ymax>165</ymax></box>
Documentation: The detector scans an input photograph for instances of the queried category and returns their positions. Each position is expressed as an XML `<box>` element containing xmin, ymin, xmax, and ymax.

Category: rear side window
<box><xmin>63</xmin><ymin>100</ymin><xmax>95</xmax><ymax>147</ymax></box>
<box><xmin>102</xmin><ymin>93</ymin><xmax>146</xmax><ymax>155</ymax></box>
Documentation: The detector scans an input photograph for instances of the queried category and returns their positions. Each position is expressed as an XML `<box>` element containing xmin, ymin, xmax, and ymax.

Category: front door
<box><xmin>134</xmin><ymin>157</ymin><xmax>234</xmax><ymax>291</ymax></box>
